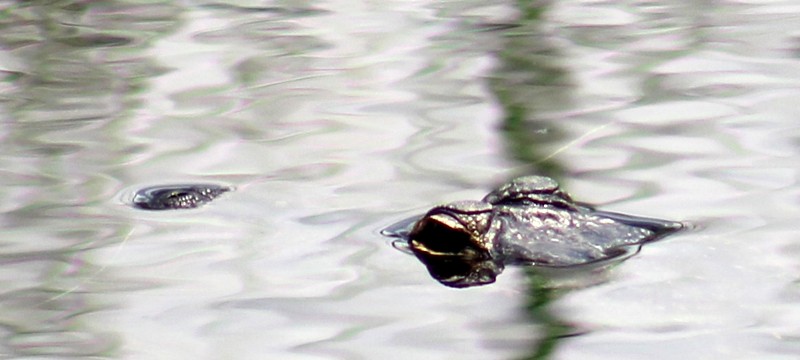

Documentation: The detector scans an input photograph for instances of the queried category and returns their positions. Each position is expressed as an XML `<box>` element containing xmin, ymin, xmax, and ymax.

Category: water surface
<box><xmin>1</xmin><ymin>0</ymin><xmax>800</xmax><ymax>359</ymax></box>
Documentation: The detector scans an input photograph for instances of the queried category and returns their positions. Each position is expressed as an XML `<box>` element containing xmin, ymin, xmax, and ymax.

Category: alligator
<box><xmin>382</xmin><ymin>176</ymin><xmax>682</xmax><ymax>288</ymax></box>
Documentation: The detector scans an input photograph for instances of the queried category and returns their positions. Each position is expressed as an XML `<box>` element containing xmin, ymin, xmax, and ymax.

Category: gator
<box><xmin>383</xmin><ymin>176</ymin><xmax>682</xmax><ymax>288</ymax></box>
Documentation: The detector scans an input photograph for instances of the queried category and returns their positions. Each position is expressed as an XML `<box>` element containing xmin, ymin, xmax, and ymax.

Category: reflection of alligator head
<box><xmin>384</xmin><ymin>176</ymin><xmax>682</xmax><ymax>288</ymax></box>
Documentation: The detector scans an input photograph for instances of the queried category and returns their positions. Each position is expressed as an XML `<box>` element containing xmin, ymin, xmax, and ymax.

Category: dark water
<box><xmin>1</xmin><ymin>0</ymin><xmax>800</xmax><ymax>359</ymax></box>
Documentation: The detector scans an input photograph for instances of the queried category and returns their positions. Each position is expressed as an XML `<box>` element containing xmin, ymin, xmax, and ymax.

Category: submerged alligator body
<box><xmin>132</xmin><ymin>184</ymin><xmax>230</xmax><ymax>210</ymax></box>
<box><xmin>383</xmin><ymin>176</ymin><xmax>682</xmax><ymax>288</ymax></box>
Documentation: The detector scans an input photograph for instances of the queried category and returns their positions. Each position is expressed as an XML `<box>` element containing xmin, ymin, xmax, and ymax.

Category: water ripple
<box><xmin>1</xmin><ymin>0</ymin><xmax>800</xmax><ymax>358</ymax></box>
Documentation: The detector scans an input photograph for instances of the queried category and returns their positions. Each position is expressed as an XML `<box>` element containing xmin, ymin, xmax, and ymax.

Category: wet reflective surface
<box><xmin>383</xmin><ymin>176</ymin><xmax>682</xmax><ymax>287</ymax></box>
<box><xmin>2</xmin><ymin>0</ymin><xmax>800</xmax><ymax>359</ymax></box>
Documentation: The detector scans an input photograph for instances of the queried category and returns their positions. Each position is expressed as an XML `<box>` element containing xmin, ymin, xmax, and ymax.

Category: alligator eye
<box><xmin>409</xmin><ymin>217</ymin><xmax>473</xmax><ymax>255</ymax></box>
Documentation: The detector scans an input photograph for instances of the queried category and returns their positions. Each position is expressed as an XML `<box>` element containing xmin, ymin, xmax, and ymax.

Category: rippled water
<box><xmin>2</xmin><ymin>0</ymin><xmax>800</xmax><ymax>358</ymax></box>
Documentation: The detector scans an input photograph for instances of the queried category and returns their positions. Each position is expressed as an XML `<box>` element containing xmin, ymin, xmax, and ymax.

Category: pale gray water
<box><xmin>1</xmin><ymin>0</ymin><xmax>799</xmax><ymax>359</ymax></box>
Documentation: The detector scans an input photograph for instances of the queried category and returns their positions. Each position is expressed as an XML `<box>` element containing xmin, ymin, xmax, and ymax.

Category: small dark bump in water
<box><xmin>132</xmin><ymin>184</ymin><xmax>231</xmax><ymax>210</ymax></box>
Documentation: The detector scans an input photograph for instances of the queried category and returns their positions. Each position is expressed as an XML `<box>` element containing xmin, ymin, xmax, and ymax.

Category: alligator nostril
<box><xmin>131</xmin><ymin>184</ymin><xmax>231</xmax><ymax>210</ymax></box>
<box><xmin>167</xmin><ymin>191</ymin><xmax>190</xmax><ymax>199</ymax></box>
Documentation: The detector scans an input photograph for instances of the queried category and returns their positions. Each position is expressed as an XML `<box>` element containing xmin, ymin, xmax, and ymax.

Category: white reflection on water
<box><xmin>1</xmin><ymin>0</ymin><xmax>800</xmax><ymax>359</ymax></box>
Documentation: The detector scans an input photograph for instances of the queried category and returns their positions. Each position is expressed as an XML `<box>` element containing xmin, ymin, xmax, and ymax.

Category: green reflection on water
<box><xmin>491</xmin><ymin>0</ymin><xmax>571</xmax><ymax>180</ymax></box>
<box><xmin>517</xmin><ymin>269</ymin><xmax>575</xmax><ymax>360</ymax></box>
<box><xmin>0</xmin><ymin>0</ymin><xmax>182</xmax><ymax>357</ymax></box>
<box><xmin>491</xmin><ymin>1</ymin><xmax>576</xmax><ymax>358</ymax></box>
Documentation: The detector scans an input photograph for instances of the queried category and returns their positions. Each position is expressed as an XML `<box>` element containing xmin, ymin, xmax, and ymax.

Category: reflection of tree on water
<box><xmin>516</xmin><ymin>263</ymin><xmax>678</xmax><ymax>359</ymax></box>
<box><xmin>490</xmin><ymin>1</ymin><xmax>576</xmax><ymax>358</ymax></box>
<box><xmin>518</xmin><ymin>269</ymin><xmax>580</xmax><ymax>360</ymax></box>
<box><xmin>491</xmin><ymin>0</ymin><xmax>572</xmax><ymax>179</ymax></box>
<box><xmin>0</xmin><ymin>1</ymin><xmax>181</xmax><ymax>357</ymax></box>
